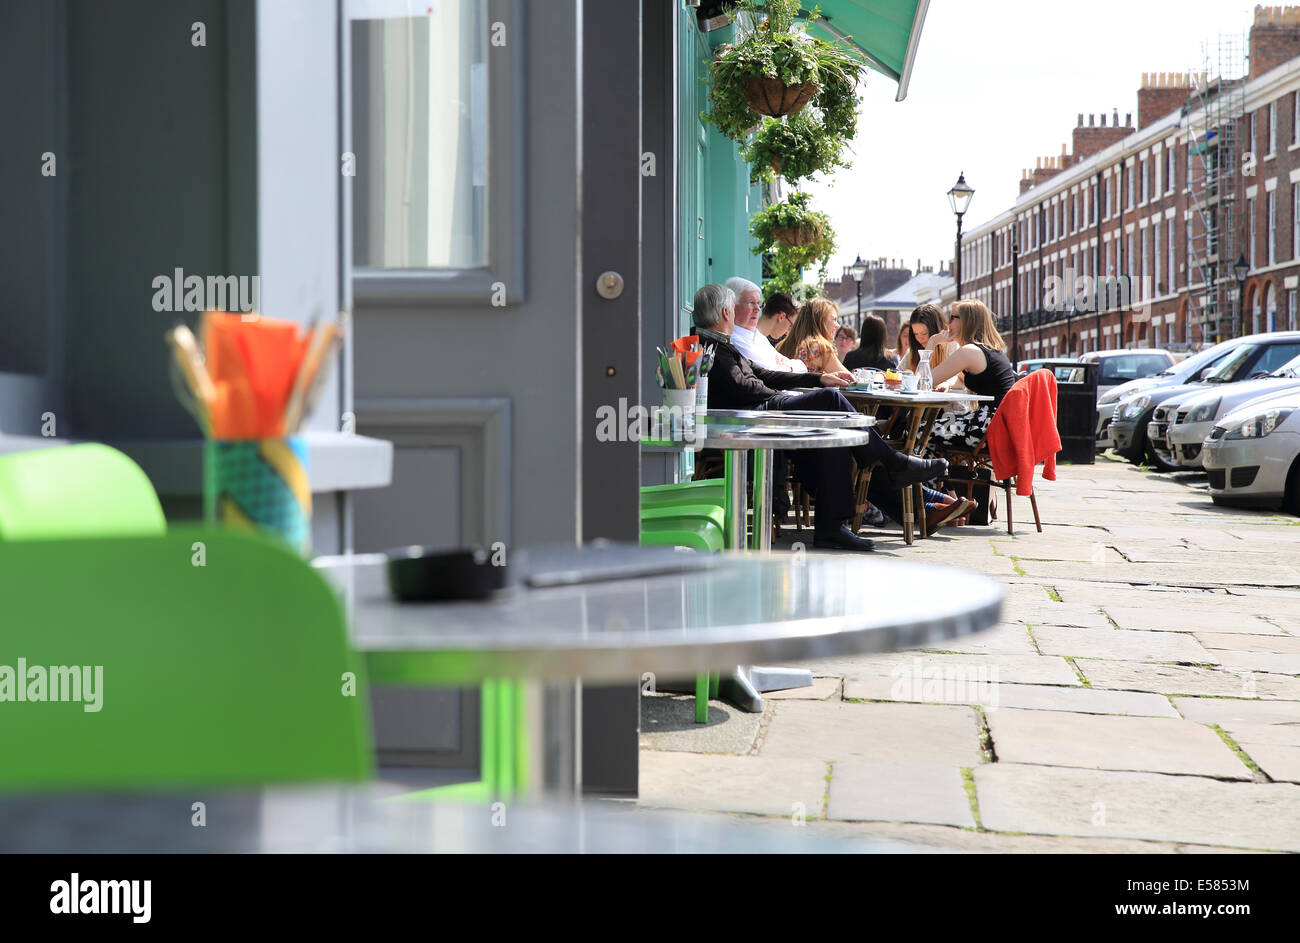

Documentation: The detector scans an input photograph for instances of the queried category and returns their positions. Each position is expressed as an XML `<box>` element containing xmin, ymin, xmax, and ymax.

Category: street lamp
<box><xmin>1233</xmin><ymin>253</ymin><xmax>1249</xmax><ymax>337</ymax></box>
<box><xmin>1010</xmin><ymin>231</ymin><xmax>1020</xmax><ymax>366</ymax></box>
<box><xmin>947</xmin><ymin>172</ymin><xmax>975</xmax><ymax>299</ymax></box>
<box><xmin>849</xmin><ymin>254</ymin><xmax>868</xmax><ymax>333</ymax></box>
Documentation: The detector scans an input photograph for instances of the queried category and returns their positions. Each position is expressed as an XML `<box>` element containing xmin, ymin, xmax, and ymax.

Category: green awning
<box><xmin>802</xmin><ymin>1</ymin><xmax>931</xmax><ymax>102</ymax></box>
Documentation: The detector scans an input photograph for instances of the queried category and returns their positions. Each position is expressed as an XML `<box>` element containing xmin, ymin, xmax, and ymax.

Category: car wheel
<box><xmin>1132</xmin><ymin>428</ymin><xmax>1176</xmax><ymax>472</ymax></box>
<box><xmin>1285</xmin><ymin>457</ymin><xmax>1300</xmax><ymax>517</ymax></box>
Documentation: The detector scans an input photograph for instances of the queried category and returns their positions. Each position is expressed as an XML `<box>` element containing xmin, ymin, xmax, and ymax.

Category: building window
<box><xmin>1167</xmin><ymin>144</ymin><xmax>1176</xmax><ymax>193</ymax></box>
<box><xmin>1154</xmin><ymin>154</ymin><xmax>1162</xmax><ymax>196</ymax></box>
<box><xmin>352</xmin><ymin>5</ymin><xmax>492</xmax><ymax>271</ymax></box>
<box><xmin>1268</xmin><ymin>102</ymin><xmax>1277</xmax><ymax>156</ymax></box>
<box><xmin>1248</xmin><ymin>197</ymin><xmax>1257</xmax><ymax>266</ymax></box>
<box><xmin>1185</xmin><ymin>220</ymin><xmax>1193</xmax><ymax>282</ymax></box>
<box><xmin>1141</xmin><ymin>160</ymin><xmax>1150</xmax><ymax>203</ymax></box>
<box><xmin>1127</xmin><ymin>164</ymin><xmax>1135</xmax><ymax>209</ymax></box>
<box><xmin>1250</xmin><ymin>111</ymin><xmax>1257</xmax><ymax>155</ymax></box>
<box><xmin>1293</xmin><ymin>184</ymin><xmax>1300</xmax><ymax>259</ymax></box>
<box><xmin>1294</xmin><ymin>91</ymin><xmax>1300</xmax><ymax>147</ymax></box>
<box><xmin>1154</xmin><ymin>224</ymin><xmax>1162</xmax><ymax>293</ymax></box>
<box><xmin>1168</xmin><ymin>219</ymin><xmax>1176</xmax><ymax>290</ymax></box>
<box><xmin>1289</xmin><ymin>288</ymin><xmax>1298</xmax><ymax>331</ymax></box>
<box><xmin>1268</xmin><ymin>190</ymin><xmax>1277</xmax><ymax>266</ymax></box>
<box><xmin>1103</xmin><ymin>177</ymin><xmax>1110</xmax><ymax>219</ymax></box>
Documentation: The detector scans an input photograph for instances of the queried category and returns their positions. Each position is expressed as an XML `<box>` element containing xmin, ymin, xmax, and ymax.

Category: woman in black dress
<box><xmin>922</xmin><ymin>300</ymin><xmax>1018</xmax><ymax>452</ymax></box>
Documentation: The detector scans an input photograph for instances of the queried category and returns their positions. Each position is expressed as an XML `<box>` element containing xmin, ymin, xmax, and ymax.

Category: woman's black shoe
<box><xmin>888</xmin><ymin>456</ymin><xmax>948</xmax><ymax>486</ymax></box>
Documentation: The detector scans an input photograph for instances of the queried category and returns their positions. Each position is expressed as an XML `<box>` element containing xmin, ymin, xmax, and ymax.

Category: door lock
<box><xmin>596</xmin><ymin>271</ymin><xmax>624</xmax><ymax>300</ymax></box>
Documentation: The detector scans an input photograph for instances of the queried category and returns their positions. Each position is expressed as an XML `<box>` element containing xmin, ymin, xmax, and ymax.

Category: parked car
<box><xmin>1160</xmin><ymin>352</ymin><xmax>1300</xmax><ymax>469</ymax></box>
<box><xmin>1078</xmin><ymin>348</ymin><xmax>1175</xmax><ymax>393</ymax></box>
<box><xmin>1201</xmin><ymin>386</ymin><xmax>1300</xmax><ymax>512</ymax></box>
<box><xmin>1147</xmin><ymin>334</ymin><xmax>1300</xmax><ymax>469</ymax></box>
<box><xmin>1101</xmin><ymin>336</ymin><xmax>1258</xmax><ymax>461</ymax></box>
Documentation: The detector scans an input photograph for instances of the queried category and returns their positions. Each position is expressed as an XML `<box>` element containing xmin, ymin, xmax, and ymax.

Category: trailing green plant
<box><xmin>703</xmin><ymin>0</ymin><xmax>864</xmax><ymax>154</ymax></box>
<box><xmin>752</xmin><ymin>191</ymin><xmax>835</xmax><ymax>294</ymax></box>
<box><xmin>742</xmin><ymin>113</ymin><xmax>849</xmax><ymax>184</ymax></box>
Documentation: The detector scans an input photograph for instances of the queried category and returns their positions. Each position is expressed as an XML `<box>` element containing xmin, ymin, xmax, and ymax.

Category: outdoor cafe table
<box><xmin>644</xmin><ymin>418</ymin><xmax>873</xmax><ymax>552</ymax></box>
<box><xmin>836</xmin><ymin>388</ymin><xmax>996</xmax><ymax>544</ymax></box>
<box><xmin>312</xmin><ymin>544</ymin><xmax>1004</xmax><ymax>795</ymax></box>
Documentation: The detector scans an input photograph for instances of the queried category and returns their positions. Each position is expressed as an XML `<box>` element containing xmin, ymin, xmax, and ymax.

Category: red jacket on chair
<box><xmin>987</xmin><ymin>370</ymin><xmax>1061</xmax><ymax>495</ymax></box>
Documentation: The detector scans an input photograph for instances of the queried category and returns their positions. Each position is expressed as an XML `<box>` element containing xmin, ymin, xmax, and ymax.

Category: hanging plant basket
<box><xmin>744</xmin><ymin>78</ymin><xmax>819</xmax><ymax>117</ymax></box>
<box><xmin>772</xmin><ymin>222</ymin><xmax>824</xmax><ymax>247</ymax></box>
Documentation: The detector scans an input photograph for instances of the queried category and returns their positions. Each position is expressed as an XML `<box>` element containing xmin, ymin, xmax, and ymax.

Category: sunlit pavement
<box><xmin>638</xmin><ymin>457</ymin><xmax>1300</xmax><ymax>853</ymax></box>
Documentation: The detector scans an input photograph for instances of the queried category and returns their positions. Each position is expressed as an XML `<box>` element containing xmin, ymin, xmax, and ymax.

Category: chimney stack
<box><xmin>1251</xmin><ymin>6</ymin><xmax>1300</xmax><ymax>79</ymax></box>
<box><xmin>1136</xmin><ymin>71</ymin><xmax>1193</xmax><ymax>129</ymax></box>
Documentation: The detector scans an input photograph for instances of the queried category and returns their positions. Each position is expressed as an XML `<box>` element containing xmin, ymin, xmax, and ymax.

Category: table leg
<box><xmin>751</xmin><ymin>447</ymin><xmax>773</xmax><ymax>551</ymax></box>
<box><xmin>723</xmin><ymin>451</ymin><xmax>747</xmax><ymax>552</ymax></box>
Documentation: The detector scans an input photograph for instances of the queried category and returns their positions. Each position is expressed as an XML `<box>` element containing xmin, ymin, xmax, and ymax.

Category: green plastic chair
<box><xmin>639</xmin><ymin>500</ymin><xmax>725</xmax><ymax>723</ymax></box>
<box><xmin>640</xmin><ymin>479</ymin><xmax>726</xmax><ymax>508</ymax></box>
<box><xmin>0</xmin><ymin>528</ymin><xmax>372</xmax><ymax>791</ymax></box>
<box><xmin>0</xmin><ymin>443</ymin><xmax>165</xmax><ymax>540</ymax></box>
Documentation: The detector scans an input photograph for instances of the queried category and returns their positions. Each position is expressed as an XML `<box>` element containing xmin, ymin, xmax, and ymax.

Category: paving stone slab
<box><xmin>1195</xmin><ymin>632</ymin><xmax>1300</xmax><ymax>654</ymax></box>
<box><xmin>993</xmin><ymin>542</ymin><xmax>1127</xmax><ymax>565</ymax></box>
<box><xmin>1053</xmin><ymin>582</ymin><xmax>1246</xmax><ymax>610</ymax></box>
<box><xmin>760</xmin><ymin>701</ymin><xmax>984</xmax><ymax>766</ymax></box>
<box><xmin>974</xmin><ymin>764</ymin><xmax>1300</xmax><ymax>851</ymax></box>
<box><xmin>637</xmin><ymin>751</ymin><xmax>827</xmax><ymax>818</ymax></box>
<box><xmin>838</xmin><ymin>652</ymin><xmax>1080</xmax><ymax>689</ymax></box>
<box><xmin>1212</xmin><ymin>650</ymin><xmax>1300</xmax><ymax>676</ymax></box>
<box><xmin>1238</xmin><ymin>744</ymin><xmax>1300</xmax><ymax>783</ymax></box>
<box><xmin>825</xmin><ymin>763</ymin><xmax>975</xmax><ymax>828</ymax></box>
<box><xmin>1221</xmin><ymin>721</ymin><xmax>1300</xmax><ymax>746</ymax></box>
<box><xmin>986</xmin><ymin>709</ymin><xmax>1249</xmax><ymax>778</ymax></box>
<box><xmin>1173</xmin><ymin>697</ymin><xmax>1300</xmax><ymax>726</ymax></box>
<box><xmin>1011</xmin><ymin>604</ymin><xmax>1114</xmax><ymax>629</ymax></box>
<box><xmin>1106</xmin><ymin>606</ymin><xmax>1283</xmax><ymax>635</ymax></box>
<box><xmin>850</xmin><ymin>677</ymin><xmax>1177</xmax><ymax>717</ymax></box>
<box><xmin>1017</xmin><ymin>559</ymin><xmax>1300</xmax><ymax>586</ymax></box>
<box><xmin>807</xmin><ymin>820</ymin><xmax>1187</xmax><ymax>853</ymax></box>
<box><xmin>1030</xmin><ymin>625</ymin><xmax>1219</xmax><ymax>664</ymax></box>
<box><xmin>639</xmin><ymin>694</ymin><xmax>763</xmax><ymax>755</ymax></box>
<box><xmin>901</xmin><ymin>622</ymin><xmax>1036</xmax><ymax>655</ymax></box>
<box><xmin>1077</xmin><ymin>659</ymin><xmax>1300</xmax><ymax>699</ymax></box>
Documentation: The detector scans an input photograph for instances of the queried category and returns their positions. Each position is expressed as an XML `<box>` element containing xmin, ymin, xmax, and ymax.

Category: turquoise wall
<box><xmin>677</xmin><ymin>13</ymin><xmax>763</xmax><ymax>336</ymax></box>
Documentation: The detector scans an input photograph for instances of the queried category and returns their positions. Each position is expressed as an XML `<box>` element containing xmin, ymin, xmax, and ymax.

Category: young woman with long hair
<box><xmin>778</xmin><ymin>297</ymin><xmax>850</xmax><ymax>375</ymax></box>
<box><xmin>923</xmin><ymin>299</ymin><xmax>1019</xmax><ymax>452</ymax></box>
<box><xmin>900</xmin><ymin>304</ymin><xmax>960</xmax><ymax>384</ymax></box>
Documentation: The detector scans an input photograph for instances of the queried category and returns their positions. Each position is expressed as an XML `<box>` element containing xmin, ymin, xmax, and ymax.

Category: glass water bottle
<box><xmin>916</xmin><ymin>349</ymin><xmax>934</xmax><ymax>392</ymax></box>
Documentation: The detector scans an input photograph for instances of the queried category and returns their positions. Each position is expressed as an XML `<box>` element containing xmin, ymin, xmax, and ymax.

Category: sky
<box><xmin>801</xmin><ymin>0</ymin><xmax>1263</xmax><ymax>278</ymax></box>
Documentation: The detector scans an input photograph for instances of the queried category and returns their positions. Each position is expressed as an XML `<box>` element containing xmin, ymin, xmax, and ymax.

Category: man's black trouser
<box><xmin>762</xmin><ymin>388</ymin><xmax>905</xmax><ymax>531</ymax></box>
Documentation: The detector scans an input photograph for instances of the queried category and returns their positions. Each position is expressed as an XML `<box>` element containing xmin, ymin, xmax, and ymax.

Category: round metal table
<box><xmin>313</xmin><ymin>544</ymin><xmax>1004</xmax><ymax>793</ymax></box>
<box><xmin>645</xmin><ymin>424</ymin><xmax>872</xmax><ymax>551</ymax></box>
<box><xmin>0</xmin><ymin>787</ymin><xmax>926</xmax><ymax>854</ymax></box>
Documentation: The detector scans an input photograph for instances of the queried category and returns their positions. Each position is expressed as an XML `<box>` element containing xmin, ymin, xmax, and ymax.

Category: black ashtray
<box><xmin>384</xmin><ymin>546</ymin><xmax>510</xmax><ymax>602</ymax></box>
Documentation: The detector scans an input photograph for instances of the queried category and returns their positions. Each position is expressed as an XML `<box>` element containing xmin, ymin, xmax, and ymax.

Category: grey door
<box><xmin>346</xmin><ymin>0</ymin><xmax>643</xmax><ymax>791</ymax></box>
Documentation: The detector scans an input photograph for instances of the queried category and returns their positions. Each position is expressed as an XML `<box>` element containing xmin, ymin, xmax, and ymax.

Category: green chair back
<box><xmin>0</xmin><ymin>443</ymin><xmax>165</xmax><ymax>540</ymax></box>
<box><xmin>0</xmin><ymin>528</ymin><xmax>372</xmax><ymax>791</ymax></box>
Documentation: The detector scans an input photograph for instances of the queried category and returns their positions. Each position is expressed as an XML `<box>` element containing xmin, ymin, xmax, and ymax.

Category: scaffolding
<box><xmin>1184</xmin><ymin>33</ymin><xmax>1247</xmax><ymax>345</ymax></box>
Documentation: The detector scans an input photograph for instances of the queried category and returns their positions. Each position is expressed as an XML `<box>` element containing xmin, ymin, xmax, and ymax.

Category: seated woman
<box><xmin>778</xmin><ymin>297</ymin><xmax>851</xmax><ymax>375</ymax></box>
<box><xmin>833</xmin><ymin>324</ymin><xmax>858</xmax><ymax>365</ymax></box>
<box><xmin>901</xmin><ymin>304</ymin><xmax>960</xmax><ymax>389</ymax></box>
<box><xmin>843</xmin><ymin>315</ymin><xmax>897</xmax><ymax>372</ymax></box>
<box><xmin>923</xmin><ymin>299</ymin><xmax>1018</xmax><ymax>453</ymax></box>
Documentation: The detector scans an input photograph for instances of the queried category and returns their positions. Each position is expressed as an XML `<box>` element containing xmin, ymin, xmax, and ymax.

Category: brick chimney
<box><xmin>1250</xmin><ymin>6</ymin><xmax>1300</xmax><ymax>79</ymax></box>
<box><xmin>1136</xmin><ymin>71</ymin><xmax>1193</xmax><ymax>128</ymax></box>
<box><xmin>1072</xmin><ymin>110</ymin><xmax>1137</xmax><ymax>162</ymax></box>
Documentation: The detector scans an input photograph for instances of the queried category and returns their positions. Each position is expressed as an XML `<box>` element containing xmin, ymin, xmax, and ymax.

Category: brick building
<box><xmin>951</xmin><ymin>6</ymin><xmax>1300</xmax><ymax>360</ymax></box>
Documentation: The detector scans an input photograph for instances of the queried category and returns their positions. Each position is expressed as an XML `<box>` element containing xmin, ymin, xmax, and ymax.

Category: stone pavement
<box><xmin>637</xmin><ymin>458</ymin><xmax>1300</xmax><ymax>853</ymax></box>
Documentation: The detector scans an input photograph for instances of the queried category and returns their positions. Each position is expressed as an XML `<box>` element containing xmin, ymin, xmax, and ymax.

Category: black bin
<box><xmin>1037</xmin><ymin>359</ymin><xmax>1097</xmax><ymax>465</ymax></box>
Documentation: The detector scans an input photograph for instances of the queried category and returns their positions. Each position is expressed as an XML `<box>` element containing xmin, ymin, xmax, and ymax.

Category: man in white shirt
<box><xmin>725</xmin><ymin>277</ymin><xmax>807</xmax><ymax>373</ymax></box>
